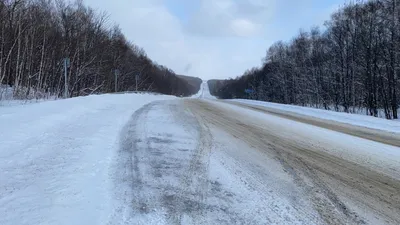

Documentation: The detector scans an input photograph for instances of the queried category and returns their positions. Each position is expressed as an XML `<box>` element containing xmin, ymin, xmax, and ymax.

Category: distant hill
<box><xmin>177</xmin><ymin>75</ymin><xmax>202</xmax><ymax>94</ymax></box>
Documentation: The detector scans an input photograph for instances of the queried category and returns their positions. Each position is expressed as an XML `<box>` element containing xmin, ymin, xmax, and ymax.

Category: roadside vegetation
<box><xmin>0</xmin><ymin>0</ymin><xmax>199</xmax><ymax>101</ymax></box>
<box><xmin>210</xmin><ymin>0</ymin><xmax>400</xmax><ymax>119</ymax></box>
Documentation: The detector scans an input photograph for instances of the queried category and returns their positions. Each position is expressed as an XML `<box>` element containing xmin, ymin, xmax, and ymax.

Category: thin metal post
<box><xmin>115</xmin><ymin>70</ymin><xmax>118</xmax><ymax>92</ymax></box>
<box><xmin>135</xmin><ymin>75</ymin><xmax>138</xmax><ymax>92</ymax></box>
<box><xmin>64</xmin><ymin>58</ymin><xmax>68</xmax><ymax>98</ymax></box>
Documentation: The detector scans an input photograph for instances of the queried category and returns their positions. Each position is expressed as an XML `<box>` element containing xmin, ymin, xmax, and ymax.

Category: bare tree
<box><xmin>212</xmin><ymin>0</ymin><xmax>399</xmax><ymax>120</ymax></box>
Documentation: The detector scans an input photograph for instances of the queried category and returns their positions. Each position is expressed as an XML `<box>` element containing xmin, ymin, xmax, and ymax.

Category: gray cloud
<box><xmin>184</xmin><ymin>0</ymin><xmax>276</xmax><ymax>38</ymax></box>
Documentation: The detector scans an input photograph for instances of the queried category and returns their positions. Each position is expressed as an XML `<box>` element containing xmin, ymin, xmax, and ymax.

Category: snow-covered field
<box><xmin>229</xmin><ymin>99</ymin><xmax>400</xmax><ymax>133</ymax></box>
<box><xmin>0</xmin><ymin>93</ymin><xmax>175</xmax><ymax>225</ymax></box>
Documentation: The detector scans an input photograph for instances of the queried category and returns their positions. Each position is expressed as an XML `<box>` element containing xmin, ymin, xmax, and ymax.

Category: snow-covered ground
<box><xmin>0</xmin><ymin>84</ymin><xmax>57</xmax><ymax>106</ymax></box>
<box><xmin>110</xmin><ymin>98</ymin><xmax>325</xmax><ymax>224</ymax></box>
<box><xmin>0</xmin><ymin>93</ymin><xmax>175</xmax><ymax>225</ymax></box>
<box><xmin>2</xmin><ymin>82</ymin><xmax>399</xmax><ymax>225</ymax></box>
<box><xmin>0</xmin><ymin>84</ymin><xmax>13</xmax><ymax>100</ymax></box>
<box><xmin>229</xmin><ymin>99</ymin><xmax>400</xmax><ymax>133</ymax></box>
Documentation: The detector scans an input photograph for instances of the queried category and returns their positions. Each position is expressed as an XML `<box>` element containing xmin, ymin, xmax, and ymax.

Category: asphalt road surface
<box><xmin>114</xmin><ymin>96</ymin><xmax>400</xmax><ymax>225</ymax></box>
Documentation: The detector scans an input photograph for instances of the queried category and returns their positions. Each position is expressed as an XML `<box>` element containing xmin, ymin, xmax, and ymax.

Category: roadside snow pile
<box><xmin>0</xmin><ymin>85</ymin><xmax>57</xmax><ymax>106</ymax></box>
<box><xmin>190</xmin><ymin>84</ymin><xmax>203</xmax><ymax>98</ymax></box>
<box><xmin>0</xmin><ymin>84</ymin><xmax>13</xmax><ymax>100</ymax></box>
<box><xmin>229</xmin><ymin>99</ymin><xmax>400</xmax><ymax>134</ymax></box>
<box><xmin>0</xmin><ymin>93</ymin><xmax>175</xmax><ymax>225</ymax></box>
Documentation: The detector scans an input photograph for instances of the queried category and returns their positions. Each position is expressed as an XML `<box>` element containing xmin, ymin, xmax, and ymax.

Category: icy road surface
<box><xmin>111</xmin><ymin>98</ymin><xmax>400</xmax><ymax>225</ymax></box>
<box><xmin>1</xmin><ymin>83</ymin><xmax>400</xmax><ymax>225</ymax></box>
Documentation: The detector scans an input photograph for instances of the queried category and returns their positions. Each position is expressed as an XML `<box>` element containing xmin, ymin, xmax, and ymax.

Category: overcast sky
<box><xmin>83</xmin><ymin>0</ymin><xmax>347</xmax><ymax>80</ymax></box>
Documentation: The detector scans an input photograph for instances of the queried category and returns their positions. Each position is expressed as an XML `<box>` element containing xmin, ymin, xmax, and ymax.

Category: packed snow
<box><xmin>109</xmin><ymin>98</ymin><xmax>324</xmax><ymax>224</ymax></box>
<box><xmin>0</xmin><ymin>93</ymin><xmax>175</xmax><ymax>225</ymax></box>
<box><xmin>229</xmin><ymin>99</ymin><xmax>400</xmax><ymax>133</ymax></box>
<box><xmin>191</xmin><ymin>81</ymin><xmax>216</xmax><ymax>100</ymax></box>
<box><xmin>2</xmin><ymin>82</ymin><xmax>399</xmax><ymax>225</ymax></box>
<box><xmin>207</xmin><ymin>100</ymin><xmax>400</xmax><ymax>179</ymax></box>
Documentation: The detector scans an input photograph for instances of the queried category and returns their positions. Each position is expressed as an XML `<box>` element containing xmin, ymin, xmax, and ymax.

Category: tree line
<box><xmin>0</xmin><ymin>0</ymin><xmax>199</xmax><ymax>100</ymax></box>
<box><xmin>211</xmin><ymin>0</ymin><xmax>399</xmax><ymax>119</ymax></box>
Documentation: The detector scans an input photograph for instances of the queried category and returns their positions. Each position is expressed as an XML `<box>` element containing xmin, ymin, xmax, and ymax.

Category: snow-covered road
<box><xmin>1</xmin><ymin>83</ymin><xmax>399</xmax><ymax>225</ymax></box>
<box><xmin>184</xmin><ymin>98</ymin><xmax>400</xmax><ymax>225</ymax></box>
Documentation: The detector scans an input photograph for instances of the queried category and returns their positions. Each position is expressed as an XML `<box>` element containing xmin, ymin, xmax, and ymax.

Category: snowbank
<box><xmin>0</xmin><ymin>93</ymin><xmax>175</xmax><ymax>225</ymax></box>
<box><xmin>0</xmin><ymin>84</ymin><xmax>57</xmax><ymax>106</ymax></box>
<box><xmin>229</xmin><ymin>99</ymin><xmax>400</xmax><ymax>133</ymax></box>
<box><xmin>0</xmin><ymin>84</ymin><xmax>13</xmax><ymax>100</ymax></box>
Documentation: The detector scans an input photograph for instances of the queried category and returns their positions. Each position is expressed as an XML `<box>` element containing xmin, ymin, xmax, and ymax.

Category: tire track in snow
<box><xmin>108</xmin><ymin>102</ymin><xmax>155</xmax><ymax>225</ymax></box>
<box><xmin>185</xmin><ymin>99</ymin><xmax>400</xmax><ymax>225</ymax></box>
<box><xmin>111</xmin><ymin>100</ymin><xmax>213</xmax><ymax>225</ymax></box>
<box><xmin>175</xmin><ymin>106</ymin><xmax>213</xmax><ymax>225</ymax></box>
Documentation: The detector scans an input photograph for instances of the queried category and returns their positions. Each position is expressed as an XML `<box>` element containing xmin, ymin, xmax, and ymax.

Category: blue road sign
<box><xmin>245</xmin><ymin>89</ymin><xmax>255</xmax><ymax>94</ymax></box>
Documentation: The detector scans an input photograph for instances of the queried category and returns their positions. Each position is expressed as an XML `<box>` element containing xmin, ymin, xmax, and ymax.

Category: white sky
<box><xmin>83</xmin><ymin>0</ymin><xmax>345</xmax><ymax>80</ymax></box>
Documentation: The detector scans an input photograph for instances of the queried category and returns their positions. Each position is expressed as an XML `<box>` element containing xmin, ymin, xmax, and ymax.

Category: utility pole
<box><xmin>114</xmin><ymin>69</ymin><xmax>120</xmax><ymax>92</ymax></box>
<box><xmin>135</xmin><ymin>74</ymin><xmax>139</xmax><ymax>92</ymax></box>
<box><xmin>393</xmin><ymin>0</ymin><xmax>398</xmax><ymax>119</ymax></box>
<box><xmin>64</xmin><ymin>58</ymin><xmax>70</xmax><ymax>98</ymax></box>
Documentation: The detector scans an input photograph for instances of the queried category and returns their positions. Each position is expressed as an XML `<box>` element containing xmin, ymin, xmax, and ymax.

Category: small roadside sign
<box><xmin>245</xmin><ymin>89</ymin><xmax>255</xmax><ymax>94</ymax></box>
